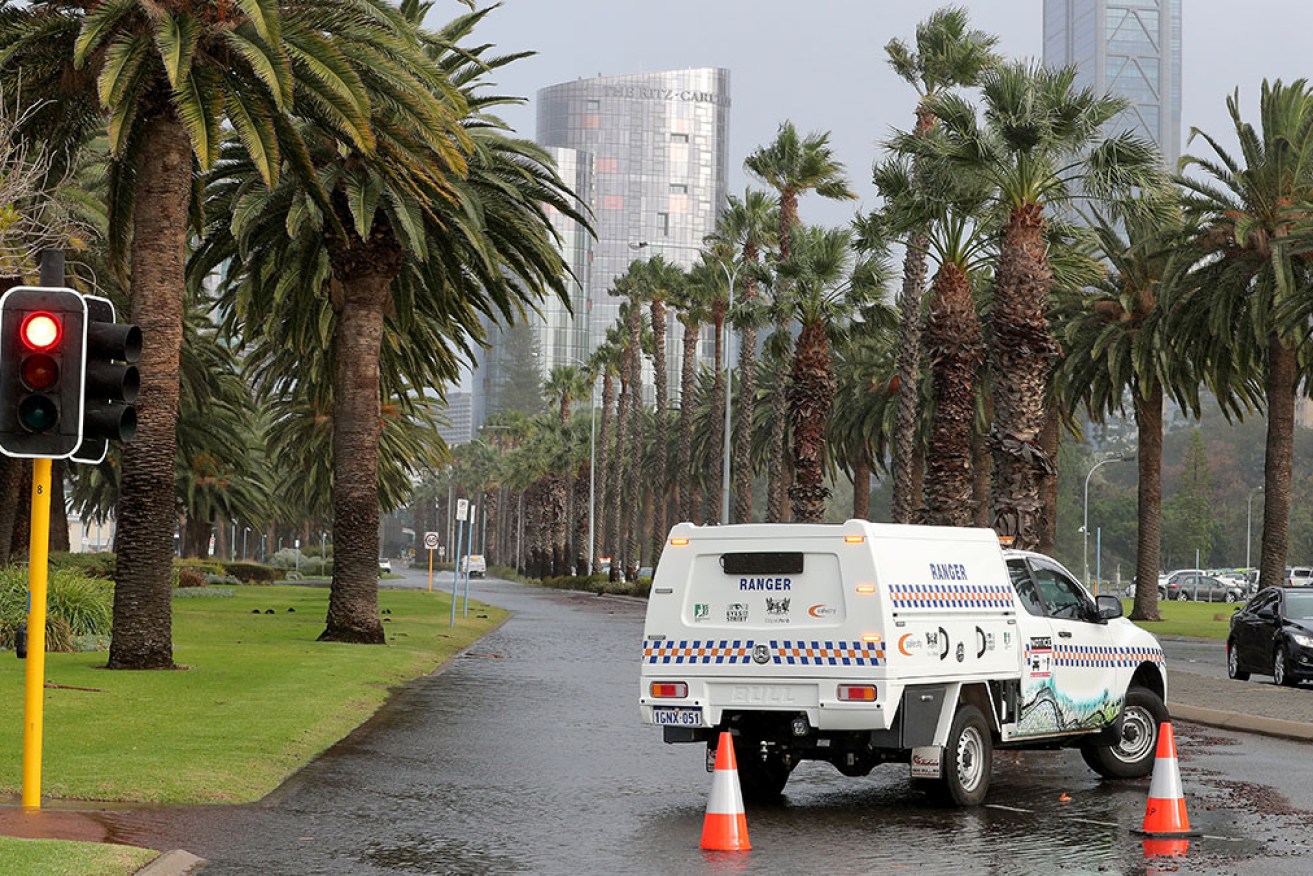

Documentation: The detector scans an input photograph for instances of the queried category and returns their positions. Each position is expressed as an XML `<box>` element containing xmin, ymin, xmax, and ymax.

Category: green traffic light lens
<box><xmin>20</xmin><ymin>354</ymin><xmax>58</xmax><ymax>390</ymax></box>
<box><xmin>17</xmin><ymin>395</ymin><xmax>57</xmax><ymax>432</ymax></box>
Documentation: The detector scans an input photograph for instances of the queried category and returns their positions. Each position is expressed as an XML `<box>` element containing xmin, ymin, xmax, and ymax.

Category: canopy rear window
<box><xmin>720</xmin><ymin>552</ymin><xmax>804</xmax><ymax>576</ymax></box>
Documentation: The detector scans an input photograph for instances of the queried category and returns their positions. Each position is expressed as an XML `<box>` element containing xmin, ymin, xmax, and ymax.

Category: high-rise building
<box><xmin>472</xmin><ymin>67</ymin><xmax>731</xmax><ymax>423</ymax></box>
<box><xmin>1043</xmin><ymin>0</ymin><xmax>1182</xmax><ymax>166</ymax></box>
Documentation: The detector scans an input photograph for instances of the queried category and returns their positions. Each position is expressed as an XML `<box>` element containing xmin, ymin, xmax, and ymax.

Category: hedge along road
<box><xmin>79</xmin><ymin>573</ymin><xmax>1313</xmax><ymax>874</ymax></box>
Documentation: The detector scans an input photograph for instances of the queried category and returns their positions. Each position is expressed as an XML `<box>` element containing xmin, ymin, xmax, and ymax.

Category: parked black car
<box><xmin>1227</xmin><ymin>587</ymin><xmax>1313</xmax><ymax>686</ymax></box>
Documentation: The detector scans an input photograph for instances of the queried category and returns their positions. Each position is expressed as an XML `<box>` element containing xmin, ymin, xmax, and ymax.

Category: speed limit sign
<box><xmin>423</xmin><ymin>531</ymin><xmax>440</xmax><ymax>551</ymax></box>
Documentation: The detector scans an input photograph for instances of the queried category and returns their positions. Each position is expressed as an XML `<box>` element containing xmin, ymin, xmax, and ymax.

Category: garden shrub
<box><xmin>176</xmin><ymin>558</ymin><xmax>225</xmax><ymax>577</ymax></box>
<box><xmin>222</xmin><ymin>561</ymin><xmax>282</xmax><ymax>584</ymax></box>
<box><xmin>176</xmin><ymin>568</ymin><xmax>207</xmax><ymax>588</ymax></box>
<box><xmin>0</xmin><ymin>567</ymin><xmax>113</xmax><ymax>652</ymax></box>
<box><xmin>49</xmin><ymin>551</ymin><xmax>116</xmax><ymax>580</ymax></box>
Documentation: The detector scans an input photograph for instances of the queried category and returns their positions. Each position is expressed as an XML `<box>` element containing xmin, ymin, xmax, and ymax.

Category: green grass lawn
<box><xmin>0</xmin><ymin>837</ymin><xmax>155</xmax><ymax>876</ymax></box>
<box><xmin>1123</xmin><ymin>597</ymin><xmax>1240</xmax><ymax>640</ymax></box>
<box><xmin>0</xmin><ymin>584</ymin><xmax>505</xmax><ymax>805</ymax></box>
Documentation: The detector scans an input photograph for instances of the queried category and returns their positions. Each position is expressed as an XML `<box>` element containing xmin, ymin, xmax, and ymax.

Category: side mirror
<box><xmin>1096</xmin><ymin>594</ymin><xmax>1123</xmax><ymax>620</ymax></box>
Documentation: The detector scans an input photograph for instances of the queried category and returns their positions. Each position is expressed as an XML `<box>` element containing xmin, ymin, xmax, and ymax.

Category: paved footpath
<box><xmin>1169</xmin><ymin>663</ymin><xmax>1313</xmax><ymax>740</ymax></box>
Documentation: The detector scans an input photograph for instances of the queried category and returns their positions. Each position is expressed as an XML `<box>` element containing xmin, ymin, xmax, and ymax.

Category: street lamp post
<box><xmin>1247</xmin><ymin>485</ymin><xmax>1264</xmax><ymax>569</ymax></box>
<box><xmin>1084</xmin><ymin>454</ymin><xmax>1135</xmax><ymax>589</ymax></box>
<box><xmin>242</xmin><ymin>526</ymin><xmax>250</xmax><ymax>561</ymax></box>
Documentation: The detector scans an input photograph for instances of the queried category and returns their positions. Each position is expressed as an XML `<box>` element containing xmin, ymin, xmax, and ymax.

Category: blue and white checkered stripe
<box><xmin>643</xmin><ymin>640</ymin><xmax>751</xmax><ymax>664</ymax></box>
<box><xmin>888</xmin><ymin>582</ymin><xmax>1014</xmax><ymax>610</ymax></box>
<box><xmin>772</xmin><ymin>640</ymin><xmax>884</xmax><ymax>666</ymax></box>
<box><xmin>641</xmin><ymin>639</ymin><xmax>885</xmax><ymax>666</ymax></box>
<box><xmin>1053</xmin><ymin>645</ymin><xmax>1165</xmax><ymax>668</ymax></box>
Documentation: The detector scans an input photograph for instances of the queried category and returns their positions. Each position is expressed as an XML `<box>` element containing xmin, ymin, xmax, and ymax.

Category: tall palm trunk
<box><xmin>709</xmin><ymin>305</ymin><xmax>726</xmax><ymax>524</ymax></box>
<box><xmin>109</xmin><ymin>115</ymin><xmax>192</xmax><ymax>670</ymax></box>
<box><xmin>1130</xmin><ymin>379</ymin><xmax>1164</xmax><ymax>621</ymax></box>
<box><xmin>320</xmin><ymin>268</ymin><xmax>391</xmax><ymax>644</ymax></box>
<box><xmin>1258</xmin><ymin>335</ymin><xmax>1297</xmax><ymax>598</ymax></box>
<box><xmin>573</xmin><ymin>469</ymin><xmax>589</xmax><ymax>575</ymax></box>
<box><xmin>484</xmin><ymin>487</ymin><xmax>499</xmax><ymax>567</ymax></box>
<box><xmin>626</xmin><ymin>305</ymin><xmax>643</xmax><ymax>579</ymax></box>
<box><xmin>677</xmin><ymin>317</ymin><xmax>699</xmax><ymax>522</ymax></box>
<box><xmin>650</xmin><ymin>299</ymin><xmax>668</xmax><ymax>557</ymax></box>
<box><xmin>989</xmin><ymin>203</ymin><xmax>1057</xmax><ymax>550</ymax></box>
<box><xmin>787</xmin><ymin>320</ymin><xmax>833</xmax><ymax>522</ymax></box>
<box><xmin>922</xmin><ymin>263</ymin><xmax>982</xmax><ymax>527</ymax></box>
<box><xmin>1038</xmin><ymin>406</ymin><xmax>1061</xmax><ymax>555</ymax></box>
<box><xmin>892</xmin><ymin>231</ymin><xmax>930</xmax><ymax>523</ymax></box>
<box><xmin>610</xmin><ymin>360</ymin><xmax>629</xmax><ymax>582</ymax></box>
<box><xmin>733</xmin><ymin>265</ymin><xmax>760</xmax><ymax>524</ymax></box>
<box><xmin>596</xmin><ymin>372</ymin><xmax>615</xmax><ymax>573</ymax></box>
<box><xmin>852</xmin><ymin>458</ymin><xmax>871</xmax><ymax>519</ymax></box>
<box><xmin>766</xmin><ymin>321</ymin><xmax>792</xmax><ymax>522</ymax></box>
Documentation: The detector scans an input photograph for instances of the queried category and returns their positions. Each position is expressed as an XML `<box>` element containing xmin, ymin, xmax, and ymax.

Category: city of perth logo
<box><xmin>765</xmin><ymin>597</ymin><xmax>791</xmax><ymax>624</ymax></box>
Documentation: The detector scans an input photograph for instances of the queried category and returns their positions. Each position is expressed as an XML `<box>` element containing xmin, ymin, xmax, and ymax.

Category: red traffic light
<box><xmin>20</xmin><ymin>312</ymin><xmax>61</xmax><ymax>351</ymax></box>
<box><xmin>20</xmin><ymin>354</ymin><xmax>58</xmax><ymax>391</ymax></box>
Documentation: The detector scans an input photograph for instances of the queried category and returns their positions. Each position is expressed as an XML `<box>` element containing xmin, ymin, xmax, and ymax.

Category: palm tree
<box><xmin>745</xmin><ymin>122</ymin><xmax>858</xmax><ymax>520</ymax></box>
<box><xmin>709</xmin><ymin>189</ymin><xmax>777</xmax><ymax>523</ymax></box>
<box><xmin>1055</xmin><ymin>202</ymin><xmax>1214</xmax><ymax>621</ymax></box>
<box><xmin>776</xmin><ymin>225</ymin><xmax>887</xmax><ymax>522</ymax></box>
<box><xmin>0</xmin><ymin>0</ymin><xmax>425</xmax><ymax>667</ymax></box>
<box><xmin>872</xmin><ymin>149</ymin><xmax>994</xmax><ymax>526</ymax></box>
<box><xmin>670</xmin><ymin>266</ymin><xmax>712</xmax><ymax>523</ymax></box>
<box><xmin>590</xmin><ymin>330</ymin><xmax>624</xmax><ymax>573</ymax></box>
<box><xmin>1175</xmin><ymin>79</ymin><xmax>1313</xmax><ymax>601</ymax></box>
<box><xmin>543</xmin><ymin>364</ymin><xmax>587</xmax><ymax>575</ymax></box>
<box><xmin>920</xmin><ymin>61</ymin><xmax>1165</xmax><ymax>549</ymax></box>
<box><xmin>632</xmin><ymin>257</ymin><xmax>684</xmax><ymax>552</ymax></box>
<box><xmin>827</xmin><ymin>310</ymin><xmax>899</xmax><ymax>519</ymax></box>
<box><xmin>195</xmin><ymin>6</ymin><xmax>583</xmax><ymax>641</ymax></box>
<box><xmin>884</xmin><ymin>6</ymin><xmax>999</xmax><ymax>524</ymax></box>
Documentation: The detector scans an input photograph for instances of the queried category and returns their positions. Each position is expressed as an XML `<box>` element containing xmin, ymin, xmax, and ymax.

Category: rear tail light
<box><xmin>837</xmin><ymin>685</ymin><xmax>877</xmax><ymax>702</ymax></box>
<box><xmin>650</xmin><ymin>682</ymin><xmax>688</xmax><ymax>698</ymax></box>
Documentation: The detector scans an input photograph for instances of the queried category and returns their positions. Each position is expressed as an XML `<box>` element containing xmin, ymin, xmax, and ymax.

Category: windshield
<box><xmin>1286</xmin><ymin>591</ymin><xmax>1313</xmax><ymax>620</ymax></box>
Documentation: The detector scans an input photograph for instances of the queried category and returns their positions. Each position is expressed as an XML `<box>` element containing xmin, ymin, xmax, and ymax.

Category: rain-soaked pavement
<box><xmin>6</xmin><ymin>575</ymin><xmax>1313</xmax><ymax>874</ymax></box>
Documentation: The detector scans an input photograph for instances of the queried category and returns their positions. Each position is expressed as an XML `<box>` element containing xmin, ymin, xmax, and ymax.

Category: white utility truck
<box><xmin>639</xmin><ymin>521</ymin><xmax>1168</xmax><ymax>805</ymax></box>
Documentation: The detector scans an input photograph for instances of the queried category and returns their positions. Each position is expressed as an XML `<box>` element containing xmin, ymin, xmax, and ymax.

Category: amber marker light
<box><xmin>861</xmin><ymin>634</ymin><xmax>882</xmax><ymax>643</ymax></box>
<box><xmin>844</xmin><ymin>535</ymin><xmax>865</xmax><ymax>544</ymax></box>
<box><xmin>855</xmin><ymin>585</ymin><xmax>876</xmax><ymax>594</ymax></box>
<box><xmin>669</xmin><ymin>537</ymin><xmax>690</xmax><ymax>546</ymax></box>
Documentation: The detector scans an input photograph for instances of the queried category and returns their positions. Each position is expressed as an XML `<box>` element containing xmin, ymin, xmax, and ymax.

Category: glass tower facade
<box><xmin>537</xmin><ymin>67</ymin><xmax>731</xmax><ymax>360</ymax></box>
<box><xmin>1043</xmin><ymin>0</ymin><xmax>1182</xmax><ymax>167</ymax></box>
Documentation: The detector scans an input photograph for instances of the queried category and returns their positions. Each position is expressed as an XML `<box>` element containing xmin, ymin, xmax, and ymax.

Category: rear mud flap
<box><xmin>910</xmin><ymin>745</ymin><xmax>942</xmax><ymax>779</ymax></box>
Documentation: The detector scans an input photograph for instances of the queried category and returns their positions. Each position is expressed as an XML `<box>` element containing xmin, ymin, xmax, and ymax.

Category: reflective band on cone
<box><xmin>1134</xmin><ymin>722</ymin><xmax>1200</xmax><ymax>840</ymax></box>
<box><xmin>700</xmin><ymin>731</ymin><xmax>751</xmax><ymax>852</ymax></box>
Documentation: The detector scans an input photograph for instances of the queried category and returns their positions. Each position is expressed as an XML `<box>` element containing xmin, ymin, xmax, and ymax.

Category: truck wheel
<box><xmin>1080</xmin><ymin>687</ymin><xmax>1167</xmax><ymax>779</ymax></box>
<box><xmin>937</xmin><ymin>704</ymin><xmax>992</xmax><ymax>807</ymax></box>
<box><xmin>1227</xmin><ymin>641</ymin><xmax>1250</xmax><ymax>681</ymax></box>
<box><xmin>730</xmin><ymin>743</ymin><xmax>793</xmax><ymax>802</ymax></box>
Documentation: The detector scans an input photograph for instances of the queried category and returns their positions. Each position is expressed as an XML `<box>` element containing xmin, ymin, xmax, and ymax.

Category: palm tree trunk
<box><xmin>787</xmin><ymin>320</ymin><xmax>833</xmax><ymax>522</ymax></box>
<box><xmin>109</xmin><ymin>114</ymin><xmax>192</xmax><ymax>670</ymax></box>
<box><xmin>485</xmin><ymin>487</ymin><xmax>499</xmax><ymax>568</ymax></box>
<box><xmin>320</xmin><ymin>271</ymin><xmax>389</xmax><ymax>644</ymax></box>
<box><xmin>610</xmin><ymin>367</ymin><xmax>628</xmax><ymax>582</ymax></box>
<box><xmin>1037</xmin><ymin>405</ymin><xmax>1061</xmax><ymax>555</ymax></box>
<box><xmin>626</xmin><ymin>306</ymin><xmax>643</xmax><ymax>580</ymax></box>
<box><xmin>1130</xmin><ymin>379</ymin><xmax>1164</xmax><ymax>622</ymax></box>
<box><xmin>767</xmin><ymin>322</ymin><xmax>791</xmax><ymax>522</ymax></box>
<box><xmin>852</xmin><ymin>458</ymin><xmax>871</xmax><ymax>519</ymax></box>
<box><xmin>678</xmin><ymin>319</ymin><xmax>698</xmax><ymax>522</ymax></box>
<box><xmin>971</xmin><ymin>417</ymin><xmax>991</xmax><ymax>528</ymax></box>
<box><xmin>597</xmin><ymin>372</ymin><xmax>614</xmax><ymax>574</ymax></box>
<box><xmin>709</xmin><ymin>311</ymin><xmax>726</xmax><ymax>524</ymax></box>
<box><xmin>1258</xmin><ymin>335</ymin><xmax>1296</xmax><ymax>598</ymax></box>
<box><xmin>893</xmin><ymin>232</ymin><xmax>930</xmax><ymax>523</ymax></box>
<box><xmin>989</xmin><ymin>203</ymin><xmax>1057</xmax><ymax>550</ymax></box>
<box><xmin>651</xmin><ymin>299</ymin><xmax>668</xmax><ymax>560</ymax></box>
<box><xmin>733</xmin><ymin>316</ymin><xmax>758</xmax><ymax>524</ymax></box>
<box><xmin>573</xmin><ymin>469</ymin><xmax>589</xmax><ymax>575</ymax></box>
<box><xmin>922</xmin><ymin>264</ymin><xmax>981</xmax><ymax>527</ymax></box>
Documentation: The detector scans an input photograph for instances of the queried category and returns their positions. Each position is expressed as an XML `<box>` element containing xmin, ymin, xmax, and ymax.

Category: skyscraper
<box><xmin>1043</xmin><ymin>0</ymin><xmax>1182</xmax><ymax>166</ymax></box>
<box><xmin>472</xmin><ymin>67</ymin><xmax>731</xmax><ymax>424</ymax></box>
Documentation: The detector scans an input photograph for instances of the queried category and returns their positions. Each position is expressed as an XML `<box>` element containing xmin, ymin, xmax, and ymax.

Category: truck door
<box><xmin>1007</xmin><ymin>556</ymin><xmax>1118</xmax><ymax>736</ymax></box>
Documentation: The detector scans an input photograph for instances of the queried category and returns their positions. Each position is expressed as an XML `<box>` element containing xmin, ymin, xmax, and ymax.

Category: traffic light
<box><xmin>71</xmin><ymin>295</ymin><xmax>139</xmax><ymax>464</ymax></box>
<box><xmin>0</xmin><ymin>286</ymin><xmax>85</xmax><ymax>458</ymax></box>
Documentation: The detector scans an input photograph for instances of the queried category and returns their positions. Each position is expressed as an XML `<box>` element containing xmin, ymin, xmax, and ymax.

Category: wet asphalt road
<box><xmin>77</xmin><ymin>574</ymin><xmax>1313</xmax><ymax>874</ymax></box>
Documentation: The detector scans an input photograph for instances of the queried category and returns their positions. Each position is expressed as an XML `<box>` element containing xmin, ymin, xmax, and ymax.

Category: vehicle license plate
<box><xmin>653</xmin><ymin>707</ymin><xmax>703</xmax><ymax>726</ymax></box>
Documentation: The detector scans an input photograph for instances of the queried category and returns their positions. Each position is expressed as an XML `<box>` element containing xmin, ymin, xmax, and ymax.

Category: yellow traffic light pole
<box><xmin>21</xmin><ymin>457</ymin><xmax>52</xmax><ymax>809</ymax></box>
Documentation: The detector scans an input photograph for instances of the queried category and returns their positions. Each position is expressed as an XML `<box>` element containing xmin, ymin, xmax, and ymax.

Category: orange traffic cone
<box><xmin>1134</xmin><ymin>722</ymin><xmax>1200</xmax><ymax>838</ymax></box>
<box><xmin>700</xmin><ymin>731</ymin><xmax>751</xmax><ymax>851</ymax></box>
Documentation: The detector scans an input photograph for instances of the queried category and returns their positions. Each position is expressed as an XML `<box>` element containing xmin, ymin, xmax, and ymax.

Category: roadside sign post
<box><xmin>452</xmin><ymin>500</ymin><xmax>468</xmax><ymax>627</ymax></box>
<box><xmin>425</xmin><ymin>530</ymin><xmax>441</xmax><ymax>593</ymax></box>
<box><xmin>463</xmin><ymin>505</ymin><xmax>476</xmax><ymax>617</ymax></box>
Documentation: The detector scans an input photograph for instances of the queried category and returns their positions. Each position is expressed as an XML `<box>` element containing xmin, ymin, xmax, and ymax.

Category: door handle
<box><xmin>1058</xmin><ymin>630</ymin><xmax>1073</xmax><ymax>638</ymax></box>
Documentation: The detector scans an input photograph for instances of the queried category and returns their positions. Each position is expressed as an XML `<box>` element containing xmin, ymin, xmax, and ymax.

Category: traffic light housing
<box><xmin>0</xmin><ymin>286</ymin><xmax>86</xmax><ymax>458</ymax></box>
<box><xmin>71</xmin><ymin>295</ymin><xmax>139</xmax><ymax>465</ymax></box>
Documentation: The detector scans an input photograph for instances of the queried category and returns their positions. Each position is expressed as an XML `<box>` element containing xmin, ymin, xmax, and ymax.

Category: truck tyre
<box><xmin>937</xmin><ymin>704</ymin><xmax>992</xmax><ymax>807</ymax></box>
<box><xmin>1226</xmin><ymin>641</ymin><xmax>1249</xmax><ymax>681</ymax></box>
<box><xmin>1080</xmin><ymin>687</ymin><xmax>1167</xmax><ymax>779</ymax></box>
<box><xmin>734</xmin><ymin>745</ymin><xmax>793</xmax><ymax>802</ymax></box>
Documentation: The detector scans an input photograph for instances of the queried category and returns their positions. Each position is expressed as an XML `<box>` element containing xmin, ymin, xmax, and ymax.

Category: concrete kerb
<box><xmin>1169</xmin><ymin>701</ymin><xmax>1313</xmax><ymax>742</ymax></box>
<box><xmin>134</xmin><ymin>849</ymin><xmax>205</xmax><ymax>875</ymax></box>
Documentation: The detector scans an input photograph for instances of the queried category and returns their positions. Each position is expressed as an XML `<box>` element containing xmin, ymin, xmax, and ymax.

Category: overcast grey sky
<box><xmin>464</xmin><ymin>1</ymin><xmax>1313</xmax><ymax>228</ymax></box>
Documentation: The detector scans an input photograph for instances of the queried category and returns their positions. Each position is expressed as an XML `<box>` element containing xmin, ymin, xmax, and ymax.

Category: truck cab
<box><xmin>639</xmin><ymin>521</ymin><xmax>1167</xmax><ymax>805</ymax></box>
